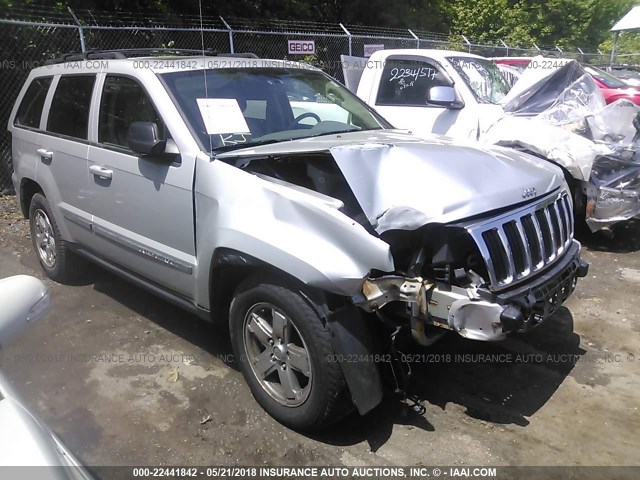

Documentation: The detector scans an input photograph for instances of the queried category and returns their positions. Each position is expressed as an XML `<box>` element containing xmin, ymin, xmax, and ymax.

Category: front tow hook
<box><xmin>500</xmin><ymin>304</ymin><xmax>524</xmax><ymax>333</ymax></box>
<box><xmin>576</xmin><ymin>259</ymin><xmax>589</xmax><ymax>278</ymax></box>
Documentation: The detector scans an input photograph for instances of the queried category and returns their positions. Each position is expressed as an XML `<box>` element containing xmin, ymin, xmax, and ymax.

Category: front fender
<box><xmin>193</xmin><ymin>159</ymin><xmax>394</xmax><ymax>309</ymax></box>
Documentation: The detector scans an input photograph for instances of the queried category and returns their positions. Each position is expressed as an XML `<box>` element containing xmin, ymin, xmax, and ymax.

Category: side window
<box><xmin>99</xmin><ymin>76</ymin><xmax>164</xmax><ymax>149</ymax></box>
<box><xmin>47</xmin><ymin>75</ymin><xmax>95</xmax><ymax>139</ymax></box>
<box><xmin>15</xmin><ymin>77</ymin><xmax>52</xmax><ymax>128</ymax></box>
<box><xmin>375</xmin><ymin>59</ymin><xmax>450</xmax><ymax>106</ymax></box>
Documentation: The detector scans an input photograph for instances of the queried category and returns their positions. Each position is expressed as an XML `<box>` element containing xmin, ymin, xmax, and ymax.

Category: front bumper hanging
<box><xmin>353</xmin><ymin>240</ymin><xmax>588</xmax><ymax>342</ymax></box>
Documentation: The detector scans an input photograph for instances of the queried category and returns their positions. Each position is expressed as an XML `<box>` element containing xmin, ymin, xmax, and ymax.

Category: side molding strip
<box><xmin>93</xmin><ymin>225</ymin><xmax>193</xmax><ymax>275</ymax></box>
<box><xmin>63</xmin><ymin>212</ymin><xmax>92</xmax><ymax>231</ymax></box>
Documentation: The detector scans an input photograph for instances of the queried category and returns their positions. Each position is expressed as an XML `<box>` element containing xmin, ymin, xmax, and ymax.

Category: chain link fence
<box><xmin>0</xmin><ymin>6</ymin><xmax>623</xmax><ymax>194</ymax></box>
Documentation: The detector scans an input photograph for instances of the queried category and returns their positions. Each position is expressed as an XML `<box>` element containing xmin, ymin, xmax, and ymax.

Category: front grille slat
<box><xmin>496</xmin><ymin>227</ymin><xmax>516</xmax><ymax>282</ymax></box>
<box><xmin>559</xmin><ymin>196</ymin><xmax>572</xmax><ymax>244</ymax></box>
<box><xmin>555</xmin><ymin>202</ymin><xmax>567</xmax><ymax>246</ymax></box>
<box><xmin>548</xmin><ymin>203</ymin><xmax>564</xmax><ymax>253</ymax></box>
<box><xmin>543</xmin><ymin>208</ymin><xmax>558</xmax><ymax>260</ymax></box>
<box><xmin>534</xmin><ymin>209</ymin><xmax>554</xmax><ymax>261</ymax></box>
<box><xmin>503</xmin><ymin>221</ymin><xmax>528</xmax><ymax>277</ymax></box>
<box><xmin>466</xmin><ymin>191</ymin><xmax>574</xmax><ymax>289</ymax></box>
<box><xmin>482</xmin><ymin>229</ymin><xmax>510</xmax><ymax>283</ymax></box>
<box><xmin>522</xmin><ymin>214</ymin><xmax>543</xmax><ymax>269</ymax></box>
<box><xmin>513</xmin><ymin>218</ymin><xmax>532</xmax><ymax>276</ymax></box>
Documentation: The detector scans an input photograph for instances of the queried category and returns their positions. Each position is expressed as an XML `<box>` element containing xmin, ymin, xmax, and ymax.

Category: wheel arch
<box><xmin>207</xmin><ymin>247</ymin><xmax>337</xmax><ymax>324</ymax></box>
<box><xmin>19</xmin><ymin>177</ymin><xmax>43</xmax><ymax>218</ymax></box>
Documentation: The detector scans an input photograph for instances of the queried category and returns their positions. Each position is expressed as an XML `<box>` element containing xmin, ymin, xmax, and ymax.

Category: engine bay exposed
<box><xmin>238</xmin><ymin>152</ymin><xmax>373</xmax><ymax>231</ymax></box>
<box><xmin>238</xmin><ymin>152</ymin><xmax>489</xmax><ymax>289</ymax></box>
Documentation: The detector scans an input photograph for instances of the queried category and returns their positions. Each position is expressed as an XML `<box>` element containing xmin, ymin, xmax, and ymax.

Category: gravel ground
<box><xmin>0</xmin><ymin>193</ymin><xmax>639</xmax><ymax>477</ymax></box>
<box><xmin>0</xmin><ymin>195</ymin><xmax>29</xmax><ymax>251</ymax></box>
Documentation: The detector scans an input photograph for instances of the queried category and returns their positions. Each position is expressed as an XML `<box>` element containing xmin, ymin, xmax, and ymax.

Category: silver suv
<box><xmin>8</xmin><ymin>50</ymin><xmax>588</xmax><ymax>429</ymax></box>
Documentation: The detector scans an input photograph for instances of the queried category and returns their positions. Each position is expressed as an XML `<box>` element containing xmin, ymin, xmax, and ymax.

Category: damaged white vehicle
<box><xmin>487</xmin><ymin>61</ymin><xmax>640</xmax><ymax>231</ymax></box>
<box><xmin>9</xmin><ymin>51</ymin><xmax>588</xmax><ymax>429</ymax></box>
<box><xmin>344</xmin><ymin>50</ymin><xmax>640</xmax><ymax>231</ymax></box>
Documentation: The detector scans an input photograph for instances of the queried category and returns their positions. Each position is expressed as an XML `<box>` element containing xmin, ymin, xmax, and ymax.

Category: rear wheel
<box><xmin>29</xmin><ymin>193</ymin><xmax>81</xmax><ymax>282</ymax></box>
<box><xmin>229</xmin><ymin>276</ymin><xmax>352</xmax><ymax>429</ymax></box>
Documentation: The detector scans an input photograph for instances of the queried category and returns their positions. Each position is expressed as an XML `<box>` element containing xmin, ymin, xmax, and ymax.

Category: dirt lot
<box><xmin>0</xmin><ymin>194</ymin><xmax>639</xmax><ymax>474</ymax></box>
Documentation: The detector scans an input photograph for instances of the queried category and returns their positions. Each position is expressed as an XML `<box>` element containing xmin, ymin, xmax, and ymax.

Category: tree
<box><xmin>4</xmin><ymin>0</ymin><xmax>638</xmax><ymax>52</ymax></box>
<box><xmin>5</xmin><ymin>0</ymin><xmax>452</xmax><ymax>32</ymax></box>
<box><xmin>449</xmin><ymin>0</ymin><xmax>635</xmax><ymax>51</ymax></box>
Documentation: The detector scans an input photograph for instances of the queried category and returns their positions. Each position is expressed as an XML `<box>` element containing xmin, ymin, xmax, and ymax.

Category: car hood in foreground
<box><xmin>0</xmin><ymin>373</ymin><xmax>91</xmax><ymax>478</ymax></box>
<box><xmin>217</xmin><ymin>130</ymin><xmax>564</xmax><ymax>233</ymax></box>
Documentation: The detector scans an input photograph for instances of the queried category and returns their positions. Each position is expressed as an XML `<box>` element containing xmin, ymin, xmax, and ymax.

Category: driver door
<box><xmin>86</xmin><ymin>74</ymin><xmax>196</xmax><ymax>297</ymax></box>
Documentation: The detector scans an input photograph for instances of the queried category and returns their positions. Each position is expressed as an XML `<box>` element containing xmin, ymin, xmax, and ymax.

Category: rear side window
<box><xmin>15</xmin><ymin>77</ymin><xmax>52</xmax><ymax>128</ymax></box>
<box><xmin>376</xmin><ymin>58</ymin><xmax>450</xmax><ymax>106</ymax></box>
<box><xmin>47</xmin><ymin>75</ymin><xmax>96</xmax><ymax>139</ymax></box>
<box><xmin>99</xmin><ymin>76</ymin><xmax>164</xmax><ymax>149</ymax></box>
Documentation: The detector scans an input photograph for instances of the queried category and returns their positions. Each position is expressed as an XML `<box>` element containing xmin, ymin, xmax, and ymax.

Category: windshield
<box><xmin>447</xmin><ymin>57</ymin><xmax>511</xmax><ymax>104</ymax></box>
<box><xmin>160</xmin><ymin>68</ymin><xmax>390</xmax><ymax>152</ymax></box>
<box><xmin>584</xmin><ymin>65</ymin><xmax>628</xmax><ymax>89</ymax></box>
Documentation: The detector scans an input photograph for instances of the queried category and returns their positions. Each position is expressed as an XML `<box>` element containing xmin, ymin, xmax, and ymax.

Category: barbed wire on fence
<box><xmin>0</xmin><ymin>4</ymin><xmax>634</xmax><ymax>193</ymax></box>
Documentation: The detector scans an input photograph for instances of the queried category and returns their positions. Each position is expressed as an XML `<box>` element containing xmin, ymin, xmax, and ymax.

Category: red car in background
<box><xmin>492</xmin><ymin>57</ymin><xmax>640</xmax><ymax>105</ymax></box>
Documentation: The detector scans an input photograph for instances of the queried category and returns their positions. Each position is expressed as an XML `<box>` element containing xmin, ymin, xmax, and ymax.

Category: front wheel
<box><xmin>229</xmin><ymin>276</ymin><xmax>352</xmax><ymax>429</ymax></box>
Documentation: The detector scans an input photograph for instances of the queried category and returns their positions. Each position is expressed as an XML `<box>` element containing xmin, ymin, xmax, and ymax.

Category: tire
<box><xmin>28</xmin><ymin>193</ymin><xmax>81</xmax><ymax>283</ymax></box>
<box><xmin>229</xmin><ymin>275</ymin><xmax>352</xmax><ymax>430</ymax></box>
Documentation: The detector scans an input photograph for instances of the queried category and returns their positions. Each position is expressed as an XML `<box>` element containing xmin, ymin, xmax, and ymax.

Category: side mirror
<box><xmin>128</xmin><ymin>122</ymin><xmax>166</xmax><ymax>156</ymax></box>
<box><xmin>427</xmin><ymin>86</ymin><xmax>461</xmax><ymax>108</ymax></box>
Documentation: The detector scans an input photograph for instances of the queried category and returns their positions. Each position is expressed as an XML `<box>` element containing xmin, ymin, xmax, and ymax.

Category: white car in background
<box><xmin>343</xmin><ymin>49</ymin><xmax>640</xmax><ymax>231</ymax></box>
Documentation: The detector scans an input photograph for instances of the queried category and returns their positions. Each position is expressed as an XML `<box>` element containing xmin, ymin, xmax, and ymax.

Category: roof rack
<box><xmin>44</xmin><ymin>49</ymin><xmax>259</xmax><ymax>65</ymax></box>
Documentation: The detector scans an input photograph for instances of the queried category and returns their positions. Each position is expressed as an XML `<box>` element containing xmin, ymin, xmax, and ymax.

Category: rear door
<box><xmin>86</xmin><ymin>74</ymin><xmax>196</xmax><ymax>297</ymax></box>
<box><xmin>9</xmin><ymin>76</ymin><xmax>52</xmax><ymax>198</ymax></box>
<box><xmin>38</xmin><ymin>74</ymin><xmax>95</xmax><ymax>244</ymax></box>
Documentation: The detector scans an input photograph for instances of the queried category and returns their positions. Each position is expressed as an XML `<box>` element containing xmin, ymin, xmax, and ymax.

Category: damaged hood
<box><xmin>218</xmin><ymin>130</ymin><xmax>564</xmax><ymax>233</ymax></box>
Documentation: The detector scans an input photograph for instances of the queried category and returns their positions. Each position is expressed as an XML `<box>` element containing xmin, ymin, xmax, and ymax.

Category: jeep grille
<box><xmin>465</xmin><ymin>190</ymin><xmax>573</xmax><ymax>289</ymax></box>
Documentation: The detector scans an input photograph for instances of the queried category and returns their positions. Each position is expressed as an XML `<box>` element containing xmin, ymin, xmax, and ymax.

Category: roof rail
<box><xmin>43</xmin><ymin>49</ymin><xmax>259</xmax><ymax>65</ymax></box>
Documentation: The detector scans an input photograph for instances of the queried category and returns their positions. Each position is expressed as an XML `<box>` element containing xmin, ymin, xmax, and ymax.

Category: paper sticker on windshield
<box><xmin>196</xmin><ymin>98</ymin><xmax>250</xmax><ymax>135</ymax></box>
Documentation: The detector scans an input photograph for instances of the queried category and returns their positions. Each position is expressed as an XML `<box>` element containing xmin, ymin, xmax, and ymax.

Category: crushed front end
<box><xmin>487</xmin><ymin>65</ymin><xmax>640</xmax><ymax>232</ymax></box>
<box><xmin>585</xmin><ymin>148</ymin><xmax>640</xmax><ymax>231</ymax></box>
<box><xmin>353</xmin><ymin>189</ymin><xmax>589</xmax><ymax>343</ymax></box>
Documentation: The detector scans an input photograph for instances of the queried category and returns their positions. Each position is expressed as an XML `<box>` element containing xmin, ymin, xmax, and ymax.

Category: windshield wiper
<box><xmin>212</xmin><ymin>128</ymin><xmax>374</xmax><ymax>155</ymax></box>
<box><xmin>305</xmin><ymin>127</ymin><xmax>373</xmax><ymax>139</ymax></box>
<box><xmin>212</xmin><ymin>139</ymin><xmax>283</xmax><ymax>154</ymax></box>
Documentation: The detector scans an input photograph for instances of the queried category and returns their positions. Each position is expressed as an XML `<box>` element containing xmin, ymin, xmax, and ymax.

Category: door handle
<box><xmin>89</xmin><ymin>165</ymin><xmax>113</xmax><ymax>180</ymax></box>
<box><xmin>36</xmin><ymin>149</ymin><xmax>53</xmax><ymax>161</ymax></box>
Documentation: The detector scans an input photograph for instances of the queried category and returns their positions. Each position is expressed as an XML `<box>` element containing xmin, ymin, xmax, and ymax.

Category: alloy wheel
<box><xmin>243</xmin><ymin>302</ymin><xmax>313</xmax><ymax>407</ymax></box>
